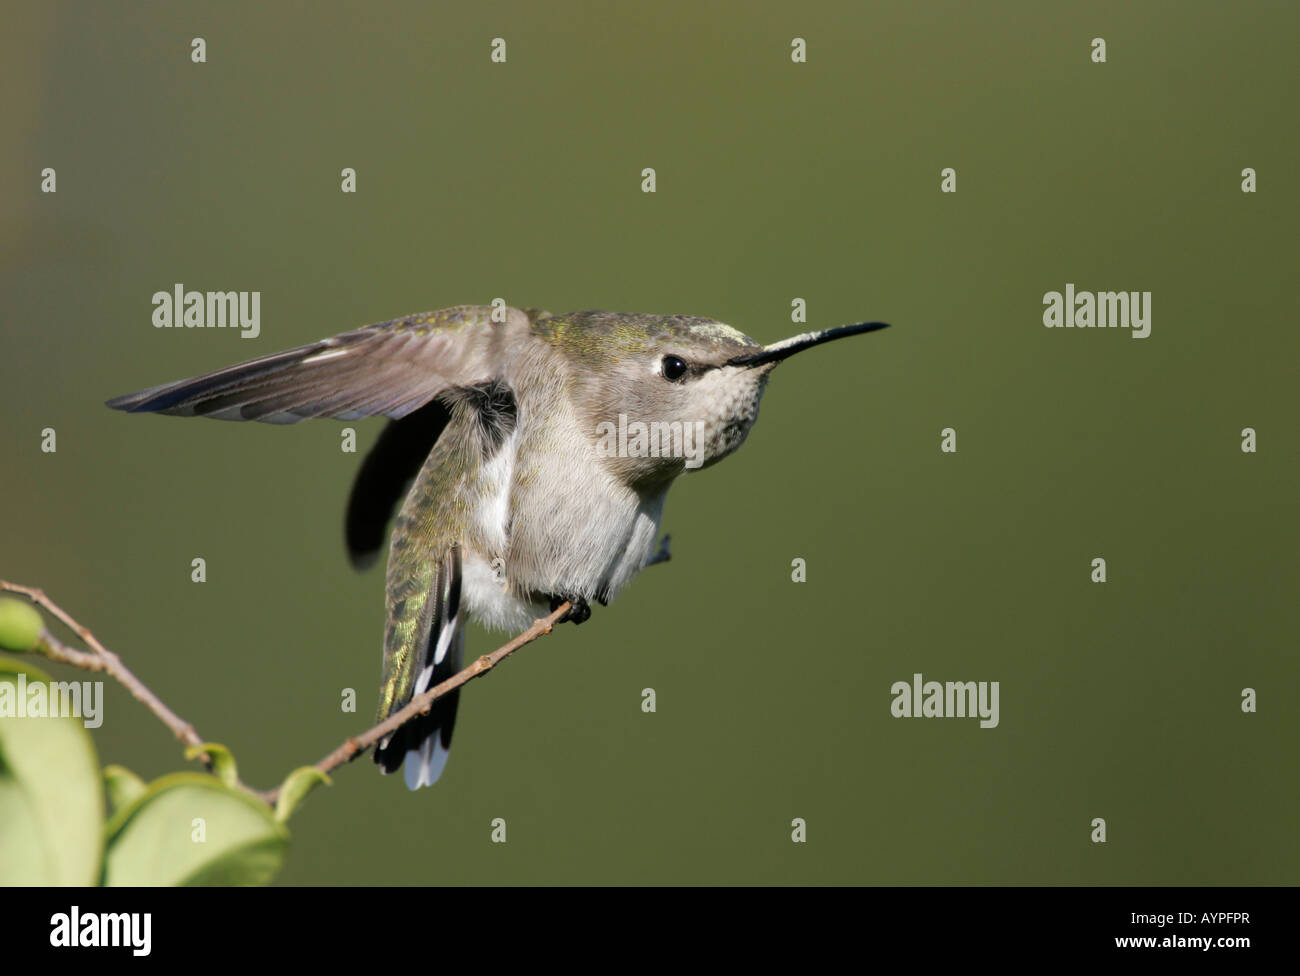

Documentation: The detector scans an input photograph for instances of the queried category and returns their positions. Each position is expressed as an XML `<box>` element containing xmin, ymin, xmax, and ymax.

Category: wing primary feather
<box><xmin>344</xmin><ymin>400</ymin><xmax>452</xmax><ymax>569</ymax></box>
<box><xmin>104</xmin><ymin>306</ymin><xmax>511</xmax><ymax>423</ymax></box>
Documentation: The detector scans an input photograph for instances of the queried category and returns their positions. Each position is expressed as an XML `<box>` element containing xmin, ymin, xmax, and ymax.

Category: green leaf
<box><xmin>102</xmin><ymin>772</ymin><xmax>287</xmax><ymax>886</ymax></box>
<box><xmin>103</xmin><ymin>764</ymin><xmax>147</xmax><ymax>813</ymax></box>
<box><xmin>274</xmin><ymin>766</ymin><xmax>331</xmax><ymax>822</ymax></box>
<box><xmin>183</xmin><ymin>741</ymin><xmax>239</xmax><ymax>788</ymax></box>
<box><xmin>0</xmin><ymin>599</ymin><xmax>43</xmax><ymax>653</ymax></box>
<box><xmin>0</xmin><ymin>657</ymin><xmax>104</xmax><ymax>884</ymax></box>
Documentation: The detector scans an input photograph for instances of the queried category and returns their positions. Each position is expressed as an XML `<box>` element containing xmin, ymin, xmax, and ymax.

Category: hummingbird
<box><xmin>107</xmin><ymin>306</ymin><xmax>889</xmax><ymax>789</ymax></box>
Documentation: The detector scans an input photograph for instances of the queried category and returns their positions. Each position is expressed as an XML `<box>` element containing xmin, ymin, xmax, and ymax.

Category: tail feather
<box><xmin>374</xmin><ymin>546</ymin><xmax>464</xmax><ymax>788</ymax></box>
<box><xmin>402</xmin><ymin>628</ymin><xmax>464</xmax><ymax>788</ymax></box>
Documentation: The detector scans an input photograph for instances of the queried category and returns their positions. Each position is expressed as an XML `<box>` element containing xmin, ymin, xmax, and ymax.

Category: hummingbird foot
<box><xmin>549</xmin><ymin>594</ymin><xmax>592</xmax><ymax>625</ymax></box>
<box><xmin>646</xmin><ymin>533</ymin><xmax>672</xmax><ymax>568</ymax></box>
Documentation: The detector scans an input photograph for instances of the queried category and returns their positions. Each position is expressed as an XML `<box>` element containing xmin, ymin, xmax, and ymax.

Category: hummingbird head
<box><xmin>536</xmin><ymin>311</ymin><xmax>889</xmax><ymax>490</ymax></box>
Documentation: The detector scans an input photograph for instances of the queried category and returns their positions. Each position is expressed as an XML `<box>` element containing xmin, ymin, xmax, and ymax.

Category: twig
<box><xmin>263</xmin><ymin>599</ymin><xmax>571</xmax><ymax>805</ymax></box>
<box><xmin>0</xmin><ymin>579</ymin><xmax>570</xmax><ymax>808</ymax></box>
<box><xmin>1</xmin><ymin>580</ymin><xmax>214</xmax><ymax>762</ymax></box>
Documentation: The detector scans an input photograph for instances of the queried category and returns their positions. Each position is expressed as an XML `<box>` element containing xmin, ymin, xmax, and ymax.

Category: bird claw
<box><xmin>647</xmin><ymin>533</ymin><xmax>672</xmax><ymax>567</ymax></box>
<box><xmin>550</xmin><ymin>594</ymin><xmax>591</xmax><ymax>625</ymax></box>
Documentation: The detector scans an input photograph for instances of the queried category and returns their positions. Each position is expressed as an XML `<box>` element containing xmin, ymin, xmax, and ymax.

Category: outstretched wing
<box><xmin>105</xmin><ymin>305</ymin><xmax>527</xmax><ymax>424</ymax></box>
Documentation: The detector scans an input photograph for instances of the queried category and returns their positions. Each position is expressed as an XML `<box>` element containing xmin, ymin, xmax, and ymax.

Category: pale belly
<box><xmin>457</xmin><ymin>404</ymin><xmax>668</xmax><ymax>633</ymax></box>
<box><xmin>460</xmin><ymin>482</ymin><xmax>666</xmax><ymax>633</ymax></box>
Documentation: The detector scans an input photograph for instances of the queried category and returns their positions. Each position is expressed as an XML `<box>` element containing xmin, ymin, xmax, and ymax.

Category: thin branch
<box><xmin>0</xmin><ymin>579</ymin><xmax>570</xmax><ymax>809</ymax></box>
<box><xmin>264</xmin><ymin>599</ymin><xmax>571</xmax><ymax>805</ymax></box>
<box><xmin>1</xmin><ymin>580</ymin><xmax>212</xmax><ymax>757</ymax></box>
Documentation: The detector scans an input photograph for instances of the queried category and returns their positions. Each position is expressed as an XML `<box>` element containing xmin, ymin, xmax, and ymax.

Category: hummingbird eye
<box><xmin>661</xmin><ymin>354</ymin><xmax>688</xmax><ymax>382</ymax></box>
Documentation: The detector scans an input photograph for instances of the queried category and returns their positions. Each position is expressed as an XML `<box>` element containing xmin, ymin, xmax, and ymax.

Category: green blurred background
<box><xmin>2</xmin><ymin>1</ymin><xmax>1296</xmax><ymax>884</ymax></box>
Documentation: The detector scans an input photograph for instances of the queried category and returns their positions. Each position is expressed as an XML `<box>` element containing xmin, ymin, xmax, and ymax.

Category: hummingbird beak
<box><xmin>724</xmin><ymin>321</ymin><xmax>890</xmax><ymax>369</ymax></box>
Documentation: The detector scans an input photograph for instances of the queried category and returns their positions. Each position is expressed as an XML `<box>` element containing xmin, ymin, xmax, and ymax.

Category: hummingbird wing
<box><xmin>104</xmin><ymin>305</ymin><xmax>520</xmax><ymax>424</ymax></box>
<box><xmin>108</xmin><ymin>305</ymin><xmax>541</xmax><ymax>788</ymax></box>
<box><xmin>345</xmin><ymin>378</ymin><xmax>518</xmax><ymax>569</ymax></box>
<box><xmin>344</xmin><ymin>399</ymin><xmax>451</xmax><ymax>570</ymax></box>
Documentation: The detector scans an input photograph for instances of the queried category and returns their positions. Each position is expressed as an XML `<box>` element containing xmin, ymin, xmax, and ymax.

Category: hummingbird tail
<box><xmin>375</xmin><ymin>625</ymin><xmax>464</xmax><ymax>789</ymax></box>
<box><xmin>374</xmin><ymin>621</ymin><xmax>464</xmax><ymax>789</ymax></box>
<box><xmin>374</xmin><ymin>546</ymin><xmax>465</xmax><ymax>789</ymax></box>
